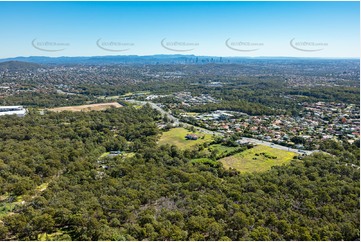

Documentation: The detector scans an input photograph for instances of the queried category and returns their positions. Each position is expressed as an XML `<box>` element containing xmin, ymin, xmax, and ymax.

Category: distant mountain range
<box><xmin>0</xmin><ymin>55</ymin><xmax>358</xmax><ymax>66</ymax></box>
<box><xmin>0</xmin><ymin>61</ymin><xmax>42</xmax><ymax>71</ymax></box>
<box><xmin>0</xmin><ymin>55</ymin><xmax>237</xmax><ymax>65</ymax></box>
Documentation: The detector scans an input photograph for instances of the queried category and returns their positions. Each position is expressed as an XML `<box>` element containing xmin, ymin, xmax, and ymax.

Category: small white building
<box><xmin>0</xmin><ymin>106</ymin><xmax>27</xmax><ymax>117</ymax></box>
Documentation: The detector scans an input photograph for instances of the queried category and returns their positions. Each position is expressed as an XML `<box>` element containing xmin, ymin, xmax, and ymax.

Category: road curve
<box><xmin>126</xmin><ymin>100</ymin><xmax>328</xmax><ymax>157</ymax></box>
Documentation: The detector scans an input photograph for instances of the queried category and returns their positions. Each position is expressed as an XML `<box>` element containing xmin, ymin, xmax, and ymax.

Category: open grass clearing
<box><xmin>158</xmin><ymin>127</ymin><xmax>213</xmax><ymax>149</ymax></box>
<box><xmin>36</xmin><ymin>182</ymin><xmax>49</xmax><ymax>192</ymax></box>
<box><xmin>98</xmin><ymin>151</ymin><xmax>135</xmax><ymax>160</ymax></box>
<box><xmin>38</xmin><ymin>231</ymin><xmax>64</xmax><ymax>241</ymax></box>
<box><xmin>98</xmin><ymin>152</ymin><xmax>110</xmax><ymax>159</ymax></box>
<box><xmin>97</xmin><ymin>95</ymin><xmax>120</xmax><ymax>100</ymax></box>
<box><xmin>183</xmin><ymin>112</ymin><xmax>199</xmax><ymax>117</ymax></box>
<box><xmin>207</xmin><ymin>144</ymin><xmax>247</xmax><ymax>159</ymax></box>
<box><xmin>220</xmin><ymin>145</ymin><xmax>296</xmax><ymax>173</ymax></box>
<box><xmin>209</xmin><ymin>144</ymin><xmax>239</xmax><ymax>154</ymax></box>
<box><xmin>123</xmin><ymin>152</ymin><xmax>135</xmax><ymax>158</ymax></box>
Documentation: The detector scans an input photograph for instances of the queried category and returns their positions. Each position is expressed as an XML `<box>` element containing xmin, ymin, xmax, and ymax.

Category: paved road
<box><xmin>127</xmin><ymin>100</ymin><xmax>225</xmax><ymax>135</ymax></box>
<box><xmin>237</xmin><ymin>137</ymin><xmax>314</xmax><ymax>155</ymax></box>
<box><xmin>127</xmin><ymin>99</ymin><xmax>180</xmax><ymax>126</ymax></box>
<box><xmin>126</xmin><ymin>100</ymin><xmax>326</xmax><ymax>157</ymax></box>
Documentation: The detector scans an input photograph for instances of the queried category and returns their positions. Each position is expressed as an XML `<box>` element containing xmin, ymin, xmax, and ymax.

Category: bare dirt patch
<box><xmin>49</xmin><ymin>102</ymin><xmax>123</xmax><ymax>112</ymax></box>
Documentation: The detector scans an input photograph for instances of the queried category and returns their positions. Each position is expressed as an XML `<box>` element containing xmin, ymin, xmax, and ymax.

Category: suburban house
<box><xmin>110</xmin><ymin>150</ymin><xmax>122</xmax><ymax>155</ymax></box>
<box><xmin>185</xmin><ymin>134</ymin><xmax>198</xmax><ymax>140</ymax></box>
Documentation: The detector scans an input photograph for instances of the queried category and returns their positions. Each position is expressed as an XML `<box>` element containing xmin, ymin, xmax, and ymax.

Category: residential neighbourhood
<box><xmin>175</xmin><ymin>101</ymin><xmax>360</xmax><ymax>150</ymax></box>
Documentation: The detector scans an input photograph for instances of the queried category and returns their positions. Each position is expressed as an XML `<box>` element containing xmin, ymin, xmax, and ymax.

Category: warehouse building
<box><xmin>0</xmin><ymin>106</ymin><xmax>27</xmax><ymax>117</ymax></box>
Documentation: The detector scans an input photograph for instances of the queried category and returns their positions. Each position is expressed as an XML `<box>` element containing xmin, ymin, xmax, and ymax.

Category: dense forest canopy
<box><xmin>0</xmin><ymin>106</ymin><xmax>359</xmax><ymax>240</ymax></box>
<box><xmin>0</xmin><ymin>59</ymin><xmax>359</xmax><ymax>240</ymax></box>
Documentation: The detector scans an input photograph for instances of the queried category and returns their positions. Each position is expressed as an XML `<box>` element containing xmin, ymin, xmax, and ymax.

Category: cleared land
<box><xmin>97</xmin><ymin>95</ymin><xmax>121</xmax><ymax>100</ymax></box>
<box><xmin>98</xmin><ymin>151</ymin><xmax>135</xmax><ymax>160</ymax></box>
<box><xmin>158</xmin><ymin>127</ymin><xmax>213</xmax><ymax>149</ymax></box>
<box><xmin>220</xmin><ymin>145</ymin><xmax>296</xmax><ymax>173</ymax></box>
<box><xmin>0</xmin><ymin>182</ymin><xmax>49</xmax><ymax>219</ymax></box>
<box><xmin>49</xmin><ymin>102</ymin><xmax>122</xmax><ymax>112</ymax></box>
<box><xmin>209</xmin><ymin>144</ymin><xmax>240</xmax><ymax>156</ymax></box>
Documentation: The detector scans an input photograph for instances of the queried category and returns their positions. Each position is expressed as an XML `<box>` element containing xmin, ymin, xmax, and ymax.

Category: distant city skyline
<box><xmin>0</xmin><ymin>1</ymin><xmax>359</xmax><ymax>58</ymax></box>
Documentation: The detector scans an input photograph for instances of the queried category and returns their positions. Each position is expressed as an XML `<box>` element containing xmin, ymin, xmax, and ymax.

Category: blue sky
<box><xmin>0</xmin><ymin>1</ymin><xmax>359</xmax><ymax>58</ymax></box>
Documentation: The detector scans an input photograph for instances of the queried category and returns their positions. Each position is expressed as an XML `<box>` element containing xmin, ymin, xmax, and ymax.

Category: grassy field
<box><xmin>220</xmin><ymin>145</ymin><xmax>296</xmax><ymax>173</ymax></box>
<box><xmin>36</xmin><ymin>182</ymin><xmax>48</xmax><ymax>192</ymax></box>
<box><xmin>97</xmin><ymin>95</ymin><xmax>121</xmax><ymax>100</ymax></box>
<box><xmin>98</xmin><ymin>152</ymin><xmax>110</xmax><ymax>159</ymax></box>
<box><xmin>209</xmin><ymin>144</ymin><xmax>239</xmax><ymax>155</ymax></box>
<box><xmin>38</xmin><ymin>231</ymin><xmax>64</xmax><ymax>241</ymax></box>
<box><xmin>128</xmin><ymin>104</ymin><xmax>143</xmax><ymax>109</ymax></box>
<box><xmin>49</xmin><ymin>102</ymin><xmax>122</xmax><ymax>112</ymax></box>
<box><xmin>183</xmin><ymin>112</ymin><xmax>199</xmax><ymax>117</ymax></box>
<box><xmin>98</xmin><ymin>151</ymin><xmax>135</xmax><ymax>160</ymax></box>
<box><xmin>123</xmin><ymin>152</ymin><xmax>135</xmax><ymax>158</ymax></box>
<box><xmin>158</xmin><ymin>127</ymin><xmax>213</xmax><ymax>149</ymax></box>
<box><xmin>121</xmin><ymin>91</ymin><xmax>150</xmax><ymax>97</ymax></box>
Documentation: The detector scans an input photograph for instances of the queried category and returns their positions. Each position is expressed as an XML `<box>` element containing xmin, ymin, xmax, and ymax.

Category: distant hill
<box><xmin>0</xmin><ymin>55</ymin><xmax>254</xmax><ymax>65</ymax></box>
<box><xmin>0</xmin><ymin>55</ymin><xmax>205</xmax><ymax>65</ymax></box>
<box><xmin>0</xmin><ymin>61</ymin><xmax>42</xmax><ymax>71</ymax></box>
<box><xmin>0</xmin><ymin>55</ymin><xmax>358</xmax><ymax>66</ymax></box>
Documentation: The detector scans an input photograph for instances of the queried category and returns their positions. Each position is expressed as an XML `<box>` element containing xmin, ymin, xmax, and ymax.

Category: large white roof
<box><xmin>0</xmin><ymin>106</ymin><xmax>26</xmax><ymax>116</ymax></box>
<box><xmin>0</xmin><ymin>106</ymin><xmax>24</xmax><ymax>109</ymax></box>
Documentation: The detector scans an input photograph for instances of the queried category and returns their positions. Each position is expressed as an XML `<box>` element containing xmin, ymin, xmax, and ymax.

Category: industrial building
<box><xmin>0</xmin><ymin>106</ymin><xmax>27</xmax><ymax>117</ymax></box>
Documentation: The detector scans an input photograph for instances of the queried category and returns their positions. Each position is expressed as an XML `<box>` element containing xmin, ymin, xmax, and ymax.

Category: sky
<box><xmin>0</xmin><ymin>1</ymin><xmax>359</xmax><ymax>58</ymax></box>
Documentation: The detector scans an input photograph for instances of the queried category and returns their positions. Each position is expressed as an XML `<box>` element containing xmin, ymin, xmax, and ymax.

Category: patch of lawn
<box><xmin>36</xmin><ymin>183</ymin><xmax>48</xmax><ymax>192</ymax></box>
<box><xmin>209</xmin><ymin>144</ymin><xmax>238</xmax><ymax>153</ymax></box>
<box><xmin>158</xmin><ymin>127</ymin><xmax>213</xmax><ymax>149</ymax></box>
<box><xmin>122</xmin><ymin>91</ymin><xmax>150</xmax><ymax>97</ymax></box>
<box><xmin>123</xmin><ymin>152</ymin><xmax>135</xmax><ymax>158</ymax></box>
<box><xmin>184</xmin><ymin>112</ymin><xmax>199</xmax><ymax>117</ymax></box>
<box><xmin>208</xmin><ymin>144</ymin><xmax>241</xmax><ymax>158</ymax></box>
<box><xmin>38</xmin><ymin>231</ymin><xmax>65</xmax><ymax>241</ymax></box>
<box><xmin>220</xmin><ymin>145</ymin><xmax>296</xmax><ymax>173</ymax></box>
<box><xmin>15</xmin><ymin>196</ymin><xmax>23</xmax><ymax>203</ymax></box>
<box><xmin>133</xmin><ymin>105</ymin><xmax>143</xmax><ymax>109</ymax></box>
<box><xmin>0</xmin><ymin>203</ymin><xmax>15</xmax><ymax>218</ymax></box>
<box><xmin>99</xmin><ymin>151</ymin><xmax>135</xmax><ymax>162</ymax></box>
<box><xmin>122</xmin><ymin>92</ymin><xmax>134</xmax><ymax>97</ymax></box>
<box><xmin>99</xmin><ymin>152</ymin><xmax>110</xmax><ymax>159</ymax></box>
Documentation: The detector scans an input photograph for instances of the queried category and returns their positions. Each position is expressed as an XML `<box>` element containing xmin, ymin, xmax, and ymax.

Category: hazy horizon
<box><xmin>1</xmin><ymin>54</ymin><xmax>360</xmax><ymax>61</ymax></box>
